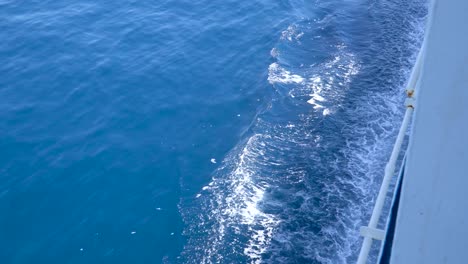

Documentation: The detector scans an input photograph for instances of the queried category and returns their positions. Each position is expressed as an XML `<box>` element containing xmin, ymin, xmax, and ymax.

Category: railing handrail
<box><xmin>355</xmin><ymin>43</ymin><xmax>425</xmax><ymax>264</ymax></box>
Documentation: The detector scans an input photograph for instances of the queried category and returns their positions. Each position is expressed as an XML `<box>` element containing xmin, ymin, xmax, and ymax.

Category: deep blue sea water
<box><xmin>0</xmin><ymin>0</ymin><xmax>427</xmax><ymax>263</ymax></box>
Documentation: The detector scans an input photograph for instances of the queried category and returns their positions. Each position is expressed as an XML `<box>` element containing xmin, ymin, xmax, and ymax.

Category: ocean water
<box><xmin>0</xmin><ymin>0</ymin><xmax>427</xmax><ymax>263</ymax></box>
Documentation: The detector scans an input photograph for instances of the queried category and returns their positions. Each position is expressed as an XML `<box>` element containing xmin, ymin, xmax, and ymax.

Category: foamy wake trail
<box><xmin>180</xmin><ymin>45</ymin><xmax>364</xmax><ymax>263</ymax></box>
<box><xmin>179</xmin><ymin>4</ymin><xmax>427</xmax><ymax>262</ymax></box>
<box><xmin>179</xmin><ymin>133</ymin><xmax>281</xmax><ymax>264</ymax></box>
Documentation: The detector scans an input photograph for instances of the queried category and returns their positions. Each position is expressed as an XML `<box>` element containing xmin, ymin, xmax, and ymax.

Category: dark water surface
<box><xmin>0</xmin><ymin>0</ymin><xmax>426</xmax><ymax>263</ymax></box>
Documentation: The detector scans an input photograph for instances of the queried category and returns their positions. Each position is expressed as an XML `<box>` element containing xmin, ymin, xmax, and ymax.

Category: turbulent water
<box><xmin>0</xmin><ymin>0</ymin><xmax>426</xmax><ymax>263</ymax></box>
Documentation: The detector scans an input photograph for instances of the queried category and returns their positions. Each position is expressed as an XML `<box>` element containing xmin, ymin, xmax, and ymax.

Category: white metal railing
<box><xmin>356</xmin><ymin>1</ymin><xmax>438</xmax><ymax>261</ymax></box>
<box><xmin>356</xmin><ymin>46</ymin><xmax>425</xmax><ymax>264</ymax></box>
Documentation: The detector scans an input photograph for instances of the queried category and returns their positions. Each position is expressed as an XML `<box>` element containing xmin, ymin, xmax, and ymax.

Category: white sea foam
<box><xmin>285</xmin><ymin>45</ymin><xmax>359</xmax><ymax>116</ymax></box>
<box><xmin>223</xmin><ymin>135</ymin><xmax>280</xmax><ymax>262</ymax></box>
<box><xmin>183</xmin><ymin>134</ymin><xmax>281</xmax><ymax>264</ymax></box>
<box><xmin>281</xmin><ymin>25</ymin><xmax>304</xmax><ymax>42</ymax></box>
<box><xmin>268</xmin><ymin>63</ymin><xmax>305</xmax><ymax>85</ymax></box>
<box><xmin>270</xmin><ymin>48</ymin><xmax>279</xmax><ymax>58</ymax></box>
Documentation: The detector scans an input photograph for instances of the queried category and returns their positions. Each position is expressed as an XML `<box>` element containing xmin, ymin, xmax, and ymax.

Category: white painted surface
<box><xmin>391</xmin><ymin>0</ymin><xmax>468</xmax><ymax>263</ymax></box>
